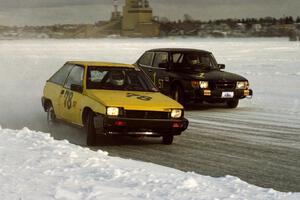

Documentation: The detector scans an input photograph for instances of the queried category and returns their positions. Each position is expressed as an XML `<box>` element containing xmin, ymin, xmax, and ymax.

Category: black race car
<box><xmin>136</xmin><ymin>48</ymin><xmax>253</xmax><ymax>108</ymax></box>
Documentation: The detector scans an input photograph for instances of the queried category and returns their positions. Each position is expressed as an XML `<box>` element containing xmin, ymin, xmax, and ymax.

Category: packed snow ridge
<box><xmin>0</xmin><ymin>126</ymin><xmax>299</xmax><ymax>200</ymax></box>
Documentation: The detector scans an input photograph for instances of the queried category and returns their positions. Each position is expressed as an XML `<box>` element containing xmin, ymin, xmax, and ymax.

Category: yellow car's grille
<box><xmin>124</xmin><ymin>110</ymin><xmax>169</xmax><ymax>119</ymax></box>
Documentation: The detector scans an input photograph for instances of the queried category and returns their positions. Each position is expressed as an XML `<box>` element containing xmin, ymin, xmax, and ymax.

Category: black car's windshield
<box><xmin>86</xmin><ymin>66</ymin><xmax>158</xmax><ymax>92</ymax></box>
<box><xmin>171</xmin><ymin>52</ymin><xmax>218</xmax><ymax>71</ymax></box>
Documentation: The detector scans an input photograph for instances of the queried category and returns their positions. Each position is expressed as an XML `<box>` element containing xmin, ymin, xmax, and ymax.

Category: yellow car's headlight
<box><xmin>107</xmin><ymin>107</ymin><xmax>119</xmax><ymax>116</ymax></box>
<box><xmin>171</xmin><ymin>109</ymin><xmax>182</xmax><ymax>119</ymax></box>
<box><xmin>236</xmin><ymin>81</ymin><xmax>249</xmax><ymax>89</ymax></box>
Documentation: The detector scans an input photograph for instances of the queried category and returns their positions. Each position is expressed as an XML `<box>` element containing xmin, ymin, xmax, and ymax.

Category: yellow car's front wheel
<box><xmin>85</xmin><ymin>111</ymin><xmax>97</xmax><ymax>146</ymax></box>
<box><xmin>162</xmin><ymin>135</ymin><xmax>174</xmax><ymax>145</ymax></box>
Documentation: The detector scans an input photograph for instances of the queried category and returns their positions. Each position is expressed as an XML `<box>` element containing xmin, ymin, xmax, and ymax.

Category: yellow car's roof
<box><xmin>67</xmin><ymin>61</ymin><xmax>135</xmax><ymax>68</ymax></box>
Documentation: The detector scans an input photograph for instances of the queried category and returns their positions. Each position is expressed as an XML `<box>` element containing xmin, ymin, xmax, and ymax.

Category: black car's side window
<box><xmin>153</xmin><ymin>52</ymin><xmax>168</xmax><ymax>68</ymax></box>
<box><xmin>48</xmin><ymin>64</ymin><xmax>73</xmax><ymax>85</ymax></box>
<box><xmin>138</xmin><ymin>52</ymin><xmax>154</xmax><ymax>66</ymax></box>
<box><xmin>172</xmin><ymin>53</ymin><xmax>184</xmax><ymax>64</ymax></box>
<box><xmin>64</xmin><ymin>65</ymin><xmax>84</xmax><ymax>89</ymax></box>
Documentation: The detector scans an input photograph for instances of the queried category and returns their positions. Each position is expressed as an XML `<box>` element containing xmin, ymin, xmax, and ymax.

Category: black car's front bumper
<box><xmin>187</xmin><ymin>89</ymin><xmax>253</xmax><ymax>101</ymax></box>
<box><xmin>93</xmin><ymin>115</ymin><xmax>189</xmax><ymax>136</ymax></box>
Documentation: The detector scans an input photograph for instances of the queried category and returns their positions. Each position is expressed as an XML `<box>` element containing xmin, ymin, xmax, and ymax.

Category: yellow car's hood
<box><xmin>86</xmin><ymin>90</ymin><xmax>183</xmax><ymax>111</ymax></box>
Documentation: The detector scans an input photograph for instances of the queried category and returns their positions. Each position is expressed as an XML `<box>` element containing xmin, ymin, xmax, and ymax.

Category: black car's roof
<box><xmin>146</xmin><ymin>48</ymin><xmax>211</xmax><ymax>54</ymax></box>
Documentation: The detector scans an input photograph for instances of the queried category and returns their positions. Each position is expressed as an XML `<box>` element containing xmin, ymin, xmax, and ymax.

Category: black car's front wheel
<box><xmin>85</xmin><ymin>111</ymin><xmax>97</xmax><ymax>146</ymax></box>
<box><xmin>226</xmin><ymin>99</ymin><xmax>239</xmax><ymax>108</ymax></box>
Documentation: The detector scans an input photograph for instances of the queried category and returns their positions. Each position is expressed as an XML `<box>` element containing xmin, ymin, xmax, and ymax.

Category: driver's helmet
<box><xmin>109</xmin><ymin>70</ymin><xmax>125</xmax><ymax>86</ymax></box>
<box><xmin>161</xmin><ymin>54</ymin><xmax>168</xmax><ymax>63</ymax></box>
<box><xmin>187</xmin><ymin>54</ymin><xmax>199</xmax><ymax>65</ymax></box>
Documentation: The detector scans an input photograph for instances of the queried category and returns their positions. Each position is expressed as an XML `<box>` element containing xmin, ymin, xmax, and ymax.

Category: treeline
<box><xmin>158</xmin><ymin>16</ymin><xmax>300</xmax><ymax>38</ymax></box>
<box><xmin>206</xmin><ymin>16</ymin><xmax>300</xmax><ymax>25</ymax></box>
<box><xmin>160</xmin><ymin>16</ymin><xmax>300</xmax><ymax>25</ymax></box>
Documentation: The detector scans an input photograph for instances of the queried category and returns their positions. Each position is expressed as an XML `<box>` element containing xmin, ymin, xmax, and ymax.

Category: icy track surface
<box><xmin>0</xmin><ymin>127</ymin><xmax>299</xmax><ymax>200</ymax></box>
<box><xmin>0</xmin><ymin>37</ymin><xmax>299</xmax><ymax>130</ymax></box>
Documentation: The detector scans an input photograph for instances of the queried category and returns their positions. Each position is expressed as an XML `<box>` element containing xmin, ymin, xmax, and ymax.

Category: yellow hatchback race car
<box><xmin>42</xmin><ymin>61</ymin><xmax>189</xmax><ymax>145</ymax></box>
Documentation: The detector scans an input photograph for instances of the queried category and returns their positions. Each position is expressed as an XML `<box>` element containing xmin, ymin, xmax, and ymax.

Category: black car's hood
<box><xmin>182</xmin><ymin>69</ymin><xmax>247</xmax><ymax>81</ymax></box>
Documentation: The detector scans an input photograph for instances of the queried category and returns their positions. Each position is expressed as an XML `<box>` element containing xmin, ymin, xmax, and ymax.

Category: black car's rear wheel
<box><xmin>226</xmin><ymin>99</ymin><xmax>239</xmax><ymax>108</ymax></box>
<box><xmin>162</xmin><ymin>135</ymin><xmax>174</xmax><ymax>145</ymax></box>
<box><xmin>171</xmin><ymin>85</ymin><xmax>184</xmax><ymax>105</ymax></box>
<box><xmin>85</xmin><ymin>111</ymin><xmax>97</xmax><ymax>146</ymax></box>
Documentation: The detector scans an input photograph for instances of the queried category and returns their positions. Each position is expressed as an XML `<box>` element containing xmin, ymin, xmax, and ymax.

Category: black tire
<box><xmin>46</xmin><ymin>103</ymin><xmax>56</xmax><ymax>124</ymax></box>
<box><xmin>85</xmin><ymin>111</ymin><xmax>97</xmax><ymax>146</ymax></box>
<box><xmin>226</xmin><ymin>99</ymin><xmax>239</xmax><ymax>108</ymax></box>
<box><xmin>162</xmin><ymin>135</ymin><xmax>174</xmax><ymax>145</ymax></box>
<box><xmin>171</xmin><ymin>85</ymin><xmax>185</xmax><ymax>105</ymax></box>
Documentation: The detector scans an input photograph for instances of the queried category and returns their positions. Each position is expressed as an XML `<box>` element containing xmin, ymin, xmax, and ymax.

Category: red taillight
<box><xmin>115</xmin><ymin>120</ymin><xmax>127</xmax><ymax>126</ymax></box>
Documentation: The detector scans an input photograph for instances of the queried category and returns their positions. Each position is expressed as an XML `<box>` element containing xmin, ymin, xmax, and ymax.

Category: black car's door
<box><xmin>137</xmin><ymin>51</ymin><xmax>155</xmax><ymax>77</ymax></box>
<box><xmin>150</xmin><ymin>52</ymin><xmax>172</xmax><ymax>94</ymax></box>
<box><xmin>137</xmin><ymin>51</ymin><xmax>172</xmax><ymax>95</ymax></box>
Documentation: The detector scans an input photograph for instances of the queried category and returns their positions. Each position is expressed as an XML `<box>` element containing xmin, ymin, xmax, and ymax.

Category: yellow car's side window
<box><xmin>64</xmin><ymin>66</ymin><xmax>84</xmax><ymax>90</ymax></box>
<box><xmin>49</xmin><ymin>64</ymin><xmax>73</xmax><ymax>85</ymax></box>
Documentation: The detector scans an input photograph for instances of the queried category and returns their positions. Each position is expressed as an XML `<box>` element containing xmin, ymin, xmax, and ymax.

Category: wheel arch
<box><xmin>170</xmin><ymin>80</ymin><xmax>183</xmax><ymax>93</ymax></box>
<box><xmin>42</xmin><ymin>98</ymin><xmax>53</xmax><ymax>112</ymax></box>
<box><xmin>82</xmin><ymin>107</ymin><xmax>93</xmax><ymax>125</ymax></box>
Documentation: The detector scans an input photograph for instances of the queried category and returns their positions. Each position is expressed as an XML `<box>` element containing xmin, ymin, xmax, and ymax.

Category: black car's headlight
<box><xmin>171</xmin><ymin>109</ymin><xmax>182</xmax><ymax>119</ymax></box>
<box><xmin>191</xmin><ymin>81</ymin><xmax>209</xmax><ymax>89</ymax></box>
<box><xmin>236</xmin><ymin>81</ymin><xmax>249</xmax><ymax>89</ymax></box>
<box><xmin>199</xmin><ymin>81</ymin><xmax>209</xmax><ymax>89</ymax></box>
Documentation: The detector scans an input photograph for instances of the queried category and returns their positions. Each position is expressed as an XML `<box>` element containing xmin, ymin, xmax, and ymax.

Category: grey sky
<box><xmin>0</xmin><ymin>0</ymin><xmax>299</xmax><ymax>26</ymax></box>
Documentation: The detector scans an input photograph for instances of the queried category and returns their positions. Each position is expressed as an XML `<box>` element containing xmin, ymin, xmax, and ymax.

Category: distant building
<box><xmin>122</xmin><ymin>0</ymin><xmax>160</xmax><ymax>37</ymax></box>
<box><xmin>252</xmin><ymin>24</ymin><xmax>263</xmax><ymax>32</ymax></box>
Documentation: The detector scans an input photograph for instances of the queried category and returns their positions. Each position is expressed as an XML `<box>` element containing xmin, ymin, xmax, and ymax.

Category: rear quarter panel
<box><xmin>43</xmin><ymin>82</ymin><xmax>63</xmax><ymax>119</ymax></box>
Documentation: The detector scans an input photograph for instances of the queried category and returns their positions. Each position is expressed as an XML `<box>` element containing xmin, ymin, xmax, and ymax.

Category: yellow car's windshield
<box><xmin>86</xmin><ymin>66</ymin><xmax>158</xmax><ymax>92</ymax></box>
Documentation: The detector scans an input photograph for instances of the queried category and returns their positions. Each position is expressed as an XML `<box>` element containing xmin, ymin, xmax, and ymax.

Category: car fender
<box><xmin>79</xmin><ymin>94</ymin><xmax>106</xmax><ymax>126</ymax></box>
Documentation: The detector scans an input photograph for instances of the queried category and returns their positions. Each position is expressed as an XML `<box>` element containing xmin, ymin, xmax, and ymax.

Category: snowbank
<box><xmin>0</xmin><ymin>127</ymin><xmax>299</xmax><ymax>200</ymax></box>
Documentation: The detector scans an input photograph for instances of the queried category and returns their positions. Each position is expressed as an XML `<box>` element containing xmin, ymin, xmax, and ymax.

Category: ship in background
<box><xmin>121</xmin><ymin>0</ymin><xmax>160</xmax><ymax>37</ymax></box>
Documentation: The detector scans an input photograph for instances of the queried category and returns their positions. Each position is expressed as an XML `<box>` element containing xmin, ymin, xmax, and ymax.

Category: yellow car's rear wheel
<box><xmin>46</xmin><ymin>103</ymin><xmax>56</xmax><ymax>124</ymax></box>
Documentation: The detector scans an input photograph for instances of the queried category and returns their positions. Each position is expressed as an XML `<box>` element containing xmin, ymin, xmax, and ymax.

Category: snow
<box><xmin>0</xmin><ymin>126</ymin><xmax>299</xmax><ymax>200</ymax></box>
<box><xmin>0</xmin><ymin>37</ymin><xmax>300</xmax><ymax>199</ymax></box>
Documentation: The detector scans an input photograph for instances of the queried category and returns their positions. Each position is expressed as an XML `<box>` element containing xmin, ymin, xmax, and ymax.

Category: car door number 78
<box><xmin>64</xmin><ymin>90</ymin><xmax>73</xmax><ymax>109</ymax></box>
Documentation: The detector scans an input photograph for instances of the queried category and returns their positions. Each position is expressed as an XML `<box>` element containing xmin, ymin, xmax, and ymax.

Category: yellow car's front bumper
<box><xmin>94</xmin><ymin>115</ymin><xmax>189</xmax><ymax>136</ymax></box>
